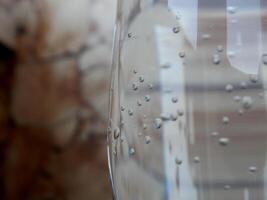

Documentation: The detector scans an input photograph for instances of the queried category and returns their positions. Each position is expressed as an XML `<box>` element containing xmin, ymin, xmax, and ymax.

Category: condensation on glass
<box><xmin>108</xmin><ymin>0</ymin><xmax>267</xmax><ymax>199</ymax></box>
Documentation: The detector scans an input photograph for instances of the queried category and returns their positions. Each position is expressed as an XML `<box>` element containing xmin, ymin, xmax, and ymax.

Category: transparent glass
<box><xmin>108</xmin><ymin>0</ymin><xmax>267</xmax><ymax>199</ymax></box>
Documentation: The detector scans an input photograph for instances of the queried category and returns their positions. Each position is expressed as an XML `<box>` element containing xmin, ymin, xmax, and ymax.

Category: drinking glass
<box><xmin>108</xmin><ymin>0</ymin><xmax>267</xmax><ymax>199</ymax></box>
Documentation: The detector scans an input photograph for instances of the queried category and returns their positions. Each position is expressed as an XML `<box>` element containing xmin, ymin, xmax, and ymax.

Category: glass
<box><xmin>108</xmin><ymin>0</ymin><xmax>267</xmax><ymax>199</ymax></box>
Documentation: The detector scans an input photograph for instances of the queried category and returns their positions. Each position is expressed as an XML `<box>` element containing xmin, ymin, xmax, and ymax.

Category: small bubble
<box><xmin>242</xmin><ymin>96</ymin><xmax>253</xmax><ymax>110</ymax></box>
<box><xmin>113</xmin><ymin>127</ymin><xmax>120</xmax><ymax>139</ymax></box>
<box><xmin>222</xmin><ymin>116</ymin><xmax>230</xmax><ymax>125</ymax></box>
<box><xmin>172</xmin><ymin>97</ymin><xmax>178</xmax><ymax>103</ymax></box>
<box><xmin>120</xmin><ymin>106</ymin><xmax>125</xmax><ymax>112</ymax></box>
<box><xmin>263</xmin><ymin>54</ymin><xmax>267</xmax><ymax>65</ymax></box>
<box><xmin>175</xmin><ymin>158</ymin><xmax>182</xmax><ymax>165</ymax></box>
<box><xmin>249</xmin><ymin>166</ymin><xmax>257</xmax><ymax>173</ymax></box>
<box><xmin>120</xmin><ymin>120</ymin><xmax>125</xmax><ymax>127</ymax></box>
<box><xmin>145</xmin><ymin>95</ymin><xmax>151</xmax><ymax>102</ymax></box>
<box><xmin>161</xmin><ymin>113</ymin><xmax>170</xmax><ymax>121</ymax></box>
<box><xmin>143</xmin><ymin>123</ymin><xmax>148</xmax><ymax>130</ymax></box>
<box><xmin>177</xmin><ymin>109</ymin><xmax>184</xmax><ymax>117</ymax></box>
<box><xmin>139</xmin><ymin>75</ymin><xmax>145</xmax><ymax>83</ymax></box>
<box><xmin>234</xmin><ymin>95</ymin><xmax>241</xmax><ymax>102</ymax></box>
<box><xmin>224</xmin><ymin>185</ymin><xmax>231</xmax><ymax>190</ymax></box>
<box><xmin>132</xmin><ymin>83</ymin><xmax>138</xmax><ymax>91</ymax></box>
<box><xmin>194</xmin><ymin>156</ymin><xmax>200</xmax><ymax>164</ymax></box>
<box><xmin>217</xmin><ymin>45</ymin><xmax>224</xmax><ymax>52</ymax></box>
<box><xmin>154</xmin><ymin>118</ymin><xmax>163</xmax><ymax>129</ymax></box>
<box><xmin>128</xmin><ymin>109</ymin><xmax>134</xmax><ymax>116</ymax></box>
<box><xmin>179</xmin><ymin>51</ymin><xmax>186</xmax><ymax>58</ymax></box>
<box><xmin>145</xmin><ymin>136</ymin><xmax>151</xmax><ymax>144</ymax></box>
<box><xmin>129</xmin><ymin>147</ymin><xmax>135</xmax><ymax>155</ymax></box>
<box><xmin>213</xmin><ymin>54</ymin><xmax>221</xmax><ymax>65</ymax></box>
<box><xmin>202</xmin><ymin>34</ymin><xmax>211</xmax><ymax>40</ymax></box>
<box><xmin>133</xmin><ymin>69</ymin><xmax>138</xmax><ymax>74</ymax></box>
<box><xmin>225</xmin><ymin>84</ymin><xmax>234</xmax><ymax>92</ymax></box>
<box><xmin>128</xmin><ymin>33</ymin><xmax>132</xmax><ymax>38</ymax></box>
<box><xmin>219</xmin><ymin>137</ymin><xmax>230</xmax><ymax>146</ymax></box>
<box><xmin>137</xmin><ymin>100</ymin><xmax>142</xmax><ymax>106</ymax></box>
<box><xmin>172</xmin><ymin>26</ymin><xmax>180</xmax><ymax>34</ymax></box>
<box><xmin>249</xmin><ymin>74</ymin><xmax>258</xmax><ymax>83</ymax></box>
<box><xmin>148</xmin><ymin>84</ymin><xmax>153</xmax><ymax>89</ymax></box>
<box><xmin>240</xmin><ymin>81</ymin><xmax>247</xmax><ymax>89</ymax></box>
<box><xmin>211</xmin><ymin>131</ymin><xmax>219</xmax><ymax>137</ymax></box>
<box><xmin>238</xmin><ymin>109</ymin><xmax>244</xmax><ymax>116</ymax></box>
<box><xmin>143</xmin><ymin>114</ymin><xmax>147</xmax><ymax>119</ymax></box>
<box><xmin>170</xmin><ymin>114</ymin><xmax>178</xmax><ymax>121</ymax></box>
<box><xmin>228</xmin><ymin>6</ymin><xmax>237</xmax><ymax>14</ymax></box>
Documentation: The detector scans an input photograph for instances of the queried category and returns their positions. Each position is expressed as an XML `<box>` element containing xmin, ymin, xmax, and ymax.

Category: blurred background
<box><xmin>0</xmin><ymin>0</ymin><xmax>116</xmax><ymax>199</ymax></box>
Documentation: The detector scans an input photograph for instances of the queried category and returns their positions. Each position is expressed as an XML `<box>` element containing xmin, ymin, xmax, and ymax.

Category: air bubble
<box><xmin>234</xmin><ymin>95</ymin><xmax>241</xmax><ymax>102</ymax></box>
<box><xmin>222</xmin><ymin>116</ymin><xmax>230</xmax><ymax>125</ymax></box>
<box><xmin>225</xmin><ymin>84</ymin><xmax>234</xmax><ymax>92</ymax></box>
<box><xmin>227</xmin><ymin>6</ymin><xmax>237</xmax><ymax>14</ymax></box>
<box><xmin>170</xmin><ymin>114</ymin><xmax>178</xmax><ymax>121</ymax></box>
<box><xmin>238</xmin><ymin>109</ymin><xmax>244</xmax><ymax>116</ymax></box>
<box><xmin>148</xmin><ymin>84</ymin><xmax>153</xmax><ymax>89</ymax></box>
<box><xmin>137</xmin><ymin>100</ymin><xmax>142</xmax><ymax>106</ymax></box>
<box><xmin>177</xmin><ymin>109</ymin><xmax>184</xmax><ymax>117</ymax></box>
<box><xmin>179</xmin><ymin>51</ymin><xmax>186</xmax><ymax>58</ymax></box>
<box><xmin>219</xmin><ymin>137</ymin><xmax>230</xmax><ymax>146</ymax></box>
<box><xmin>154</xmin><ymin>118</ymin><xmax>163</xmax><ymax>129</ymax></box>
<box><xmin>133</xmin><ymin>69</ymin><xmax>138</xmax><ymax>74</ymax></box>
<box><xmin>194</xmin><ymin>156</ymin><xmax>200</xmax><ymax>164</ymax></box>
<box><xmin>143</xmin><ymin>123</ymin><xmax>148</xmax><ymax>130</ymax></box>
<box><xmin>217</xmin><ymin>45</ymin><xmax>224</xmax><ymax>52</ymax></box>
<box><xmin>172</xmin><ymin>26</ymin><xmax>180</xmax><ymax>34</ymax></box>
<box><xmin>224</xmin><ymin>185</ymin><xmax>231</xmax><ymax>190</ymax></box>
<box><xmin>259</xmin><ymin>92</ymin><xmax>264</xmax><ymax>98</ymax></box>
<box><xmin>160</xmin><ymin>113</ymin><xmax>170</xmax><ymax>121</ymax></box>
<box><xmin>145</xmin><ymin>95</ymin><xmax>151</xmax><ymax>102</ymax></box>
<box><xmin>145</xmin><ymin>136</ymin><xmax>151</xmax><ymax>144</ymax></box>
<box><xmin>128</xmin><ymin>109</ymin><xmax>134</xmax><ymax>116</ymax></box>
<box><xmin>120</xmin><ymin>106</ymin><xmax>125</xmax><ymax>112</ymax></box>
<box><xmin>212</xmin><ymin>54</ymin><xmax>221</xmax><ymax>65</ymax></box>
<box><xmin>202</xmin><ymin>34</ymin><xmax>211</xmax><ymax>40</ymax></box>
<box><xmin>240</xmin><ymin>81</ymin><xmax>247</xmax><ymax>89</ymax></box>
<box><xmin>172</xmin><ymin>97</ymin><xmax>178</xmax><ymax>103</ymax></box>
<box><xmin>132</xmin><ymin>83</ymin><xmax>138</xmax><ymax>91</ymax></box>
<box><xmin>263</xmin><ymin>54</ymin><xmax>267</xmax><ymax>65</ymax></box>
<box><xmin>113</xmin><ymin>127</ymin><xmax>120</xmax><ymax>139</ymax></box>
<box><xmin>128</xmin><ymin>33</ymin><xmax>132</xmax><ymax>38</ymax></box>
<box><xmin>129</xmin><ymin>147</ymin><xmax>135</xmax><ymax>155</ymax></box>
<box><xmin>162</xmin><ymin>63</ymin><xmax>171</xmax><ymax>69</ymax></box>
<box><xmin>175</xmin><ymin>158</ymin><xmax>182</xmax><ymax>165</ymax></box>
<box><xmin>242</xmin><ymin>96</ymin><xmax>253</xmax><ymax>110</ymax></box>
<box><xmin>249</xmin><ymin>74</ymin><xmax>258</xmax><ymax>83</ymax></box>
<box><xmin>211</xmin><ymin>131</ymin><xmax>219</xmax><ymax>137</ymax></box>
<box><xmin>139</xmin><ymin>75</ymin><xmax>145</xmax><ymax>83</ymax></box>
<box><xmin>249</xmin><ymin>166</ymin><xmax>257</xmax><ymax>173</ymax></box>
<box><xmin>138</xmin><ymin>132</ymin><xmax>143</xmax><ymax>137</ymax></box>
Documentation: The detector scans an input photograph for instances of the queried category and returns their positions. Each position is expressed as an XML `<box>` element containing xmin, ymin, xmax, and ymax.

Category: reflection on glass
<box><xmin>108</xmin><ymin>0</ymin><xmax>267</xmax><ymax>199</ymax></box>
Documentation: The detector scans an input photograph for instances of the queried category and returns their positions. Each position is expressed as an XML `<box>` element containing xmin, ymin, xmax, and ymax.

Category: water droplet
<box><xmin>225</xmin><ymin>84</ymin><xmax>234</xmax><ymax>92</ymax></box>
<box><xmin>211</xmin><ymin>131</ymin><xmax>219</xmax><ymax>137</ymax></box>
<box><xmin>137</xmin><ymin>100</ymin><xmax>142</xmax><ymax>106</ymax></box>
<box><xmin>132</xmin><ymin>83</ymin><xmax>138</xmax><ymax>91</ymax></box>
<box><xmin>172</xmin><ymin>26</ymin><xmax>180</xmax><ymax>34</ymax></box>
<box><xmin>263</xmin><ymin>54</ymin><xmax>267</xmax><ymax>65</ymax></box>
<box><xmin>170</xmin><ymin>114</ymin><xmax>178</xmax><ymax>121</ymax></box>
<box><xmin>240</xmin><ymin>81</ymin><xmax>247</xmax><ymax>89</ymax></box>
<box><xmin>224</xmin><ymin>185</ymin><xmax>231</xmax><ymax>190</ymax></box>
<box><xmin>139</xmin><ymin>75</ymin><xmax>145</xmax><ymax>83</ymax></box>
<box><xmin>242</xmin><ymin>96</ymin><xmax>253</xmax><ymax>110</ymax></box>
<box><xmin>145</xmin><ymin>95</ymin><xmax>151</xmax><ymax>102</ymax></box>
<box><xmin>194</xmin><ymin>156</ymin><xmax>200</xmax><ymax>164</ymax></box>
<box><xmin>217</xmin><ymin>45</ymin><xmax>224</xmax><ymax>52</ymax></box>
<box><xmin>222</xmin><ymin>116</ymin><xmax>230</xmax><ymax>125</ymax></box>
<box><xmin>154</xmin><ymin>118</ymin><xmax>163</xmax><ymax>129</ymax></box>
<box><xmin>172</xmin><ymin>97</ymin><xmax>178</xmax><ymax>103</ymax></box>
<box><xmin>113</xmin><ymin>127</ymin><xmax>120</xmax><ymax>139</ymax></box>
<box><xmin>228</xmin><ymin>6</ymin><xmax>237</xmax><ymax>14</ymax></box>
<box><xmin>145</xmin><ymin>136</ymin><xmax>151</xmax><ymax>144</ymax></box>
<box><xmin>128</xmin><ymin>109</ymin><xmax>134</xmax><ymax>116</ymax></box>
<box><xmin>249</xmin><ymin>74</ymin><xmax>258</xmax><ymax>83</ymax></box>
<box><xmin>175</xmin><ymin>158</ymin><xmax>182</xmax><ymax>165</ymax></box>
<box><xmin>219</xmin><ymin>137</ymin><xmax>230</xmax><ymax>146</ymax></box>
<box><xmin>234</xmin><ymin>95</ymin><xmax>241</xmax><ymax>102</ymax></box>
<box><xmin>249</xmin><ymin>166</ymin><xmax>257</xmax><ymax>173</ymax></box>
<box><xmin>129</xmin><ymin>147</ymin><xmax>135</xmax><ymax>155</ymax></box>
<box><xmin>179</xmin><ymin>51</ymin><xmax>186</xmax><ymax>58</ymax></box>
<box><xmin>213</xmin><ymin>54</ymin><xmax>221</xmax><ymax>65</ymax></box>
<box><xmin>120</xmin><ymin>106</ymin><xmax>125</xmax><ymax>112</ymax></box>
<box><xmin>177</xmin><ymin>109</ymin><xmax>184</xmax><ymax>117</ymax></box>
